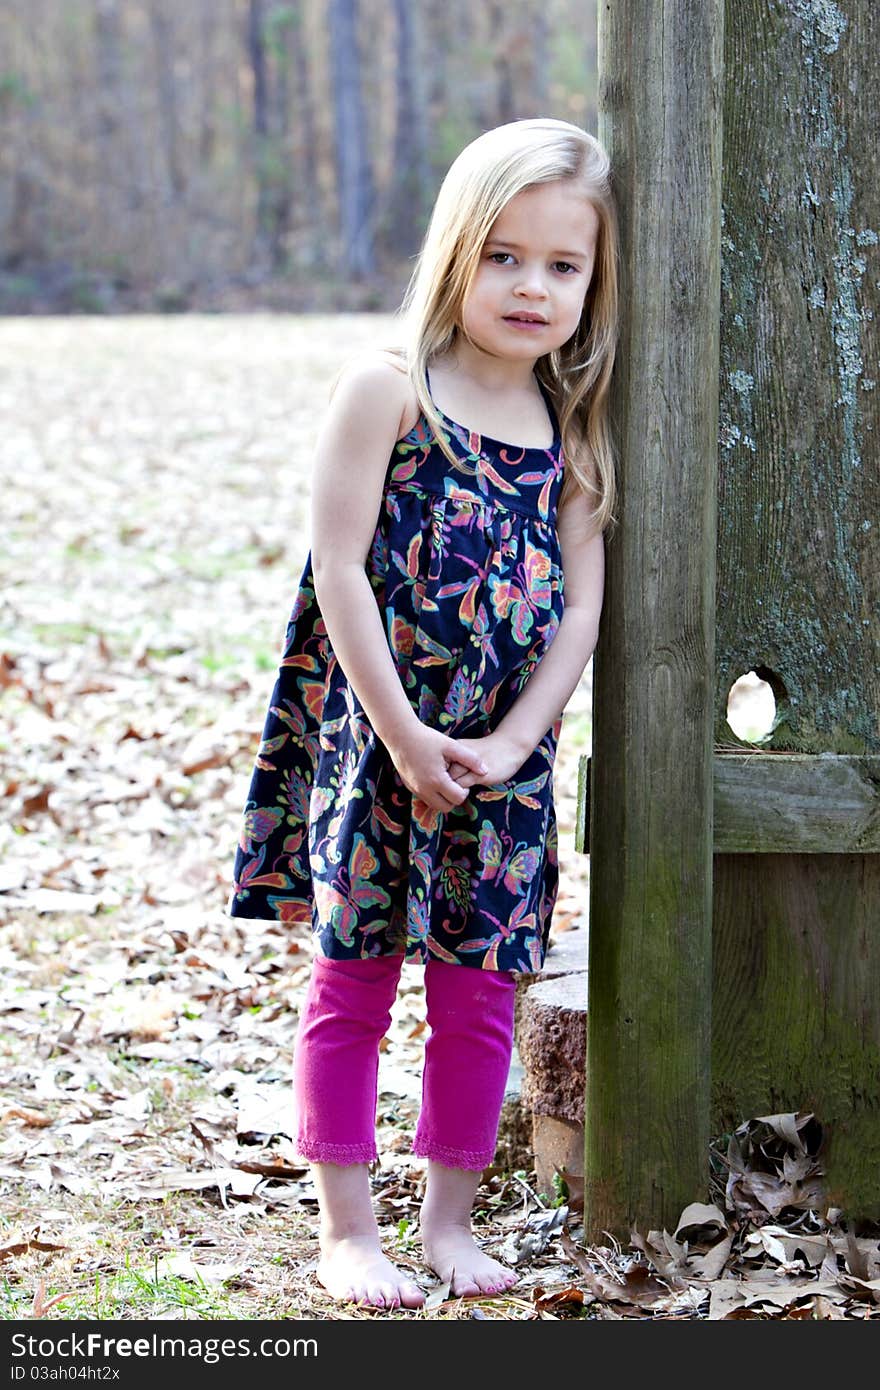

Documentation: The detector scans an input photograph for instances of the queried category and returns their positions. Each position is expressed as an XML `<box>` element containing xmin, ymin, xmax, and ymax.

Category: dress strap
<box><xmin>535</xmin><ymin>374</ymin><xmax>561</xmax><ymax>444</ymax></box>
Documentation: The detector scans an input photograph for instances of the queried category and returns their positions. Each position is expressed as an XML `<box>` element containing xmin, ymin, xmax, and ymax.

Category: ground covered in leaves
<box><xmin>1</xmin><ymin>316</ymin><xmax>878</xmax><ymax>1322</ymax></box>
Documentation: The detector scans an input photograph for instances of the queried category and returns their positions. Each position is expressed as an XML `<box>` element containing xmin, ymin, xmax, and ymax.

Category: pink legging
<box><xmin>291</xmin><ymin>952</ymin><xmax>517</xmax><ymax>1171</ymax></box>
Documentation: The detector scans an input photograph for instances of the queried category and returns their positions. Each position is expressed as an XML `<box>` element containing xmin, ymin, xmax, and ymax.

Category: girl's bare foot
<box><xmin>317</xmin><ymin>1234</ymin><xmax>425</xmax><ymax>1309</ymax></box>
<box><xmin>310</xmin><ymin>1160</ymin><xmax>424</xmax><ymax>1309</ymax></box>
<box><xmin>419</xmin><ymin>1217</ymin><xmax>518</xmax><ymax>1297</ymax></box>
<box><xmin>419</xmin><ymin>1160</ymin><xmax>517</xmax><ymax>1298</ymax></box>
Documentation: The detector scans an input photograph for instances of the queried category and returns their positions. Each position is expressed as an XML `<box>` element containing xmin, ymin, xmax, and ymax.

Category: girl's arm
<box><xmin>449</xmin><ymin>487</ymin><xmax>605</xmax><ymax>785</ymax></box>
<box><xmin>309</xmin><ymin>354</ymin><xmax>488</xmax><ymax>812</ymax></box>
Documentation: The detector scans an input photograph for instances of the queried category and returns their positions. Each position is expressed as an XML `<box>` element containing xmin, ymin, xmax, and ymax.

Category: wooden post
<box><xmin>585</xmin><ymin>1</ymin><xmax>723</xmax><ymax>1237</ymax></box>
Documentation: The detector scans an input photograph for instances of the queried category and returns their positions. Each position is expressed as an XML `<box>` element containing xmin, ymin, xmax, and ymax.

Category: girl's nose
<box><xmin>514</xmin><ymin>268</ymin><xmax>549</xmax><ymax>297</ymax></box>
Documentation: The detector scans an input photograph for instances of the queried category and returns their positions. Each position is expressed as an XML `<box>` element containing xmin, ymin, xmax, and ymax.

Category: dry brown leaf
<box><xmin>2</xmin><ymin>1105</ymin><xmax>53</xmax><ymax>1128</ymax></box>
<box><xmin>844</xmin><ymin>1226</ymin><xmax>880</xmax><ymax>1281</ymax></box>
<box><xmin>629</xmin><ymin>1227</ymin><xmax>689</xmax><ymax>1288</ymax></box>
<box><xmin>0</xmin><ymin>1235</ymin><xmax>68</xmax><ymax>1261</ymax></box>
<box><xmin>753</xmin><ymin>1111</ymin><xmax>812</xmax><ymax>1150</ymax></box>
<box><xmin>31</xmin><ymin>1278</ymin><xmax>72</xmax><ymax>1318</ymax></box>
<box><xmin>129</xmin><ymin>1166</ymin><xmax>263</xmax><ymax>1204</ymax></box>
<box><xmin>533</xmin><ymin>1285</ymin><xmax>585</xmax><ymax>1315</ymax></box>
<box><xmin>559</xmin><ymin>1226</ymin><xmax>599</xmax><ymax>1278</ymax></box>
<box><xmin>423</xmin><ymin>1279</ymin><xmax>453</xmax><ymax>1310</ymax></box>
<box><xmin>707</xmin><ymin>1278</ymin><xmax>747</xmax><ymax>1319</ymax></box>
<box><xmin>836</xmin><ymin>1271</ymin><xmax>880</xmax><ymax>1303</ymax></box>
<box><xmin>673</xmin><ymin>1201</ymin><xmax>729</xmax><ymax>1243</ymax></box>
<box><xmin>737</xmin><ymin>1275</ymin><xmax>844</xmax><ymax>1308</ymax></box>
<box><xmin>812</xmin><ymin>1295</ymin><xmax>848</xmax><ymax>1319</ymax></box>
<box><xmin>688</xmin><ymin>1232</ymin><xmax>734</xmax><ymax>1281</ymax></box>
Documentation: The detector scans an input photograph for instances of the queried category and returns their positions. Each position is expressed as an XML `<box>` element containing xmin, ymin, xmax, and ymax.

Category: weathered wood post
<box><xmin>583</xmin><ymin>0</ymin><xmax>880</xmax><ymax>1234</ymax></box>
<box><xmin>584</xmin><ymin>2</ymin><xmax>722</xmax><ymax>1236</ymax></box>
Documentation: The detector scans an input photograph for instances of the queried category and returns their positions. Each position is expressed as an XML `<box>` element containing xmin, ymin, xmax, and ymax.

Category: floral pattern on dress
<box><xmin>229</xmin><ymin>373</ymin><xmax>566</xmax><ymax>973</ymax></box>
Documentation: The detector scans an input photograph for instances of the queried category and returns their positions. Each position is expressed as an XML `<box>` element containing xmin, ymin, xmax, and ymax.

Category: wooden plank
<box><xmin>713</xmin><ymin>853</ymin><xmax>880</xmax><ymax>1222</ymax></box>
<box><xmin>586</xmin><ymin>0</ymin><xmax>722</xmax><ymax>1240</ymax></box>
<box><xmin>715</xmin><ymin>752</ymin><xmax>880</xmax><ymax>852</ymax></box>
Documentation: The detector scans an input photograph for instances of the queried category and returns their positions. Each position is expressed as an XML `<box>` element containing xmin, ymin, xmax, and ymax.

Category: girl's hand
<box><xmin>384</xmin><ymin>720</ymin><xmax>489</xmax><ymax>812</ymax></box>
<box><xmin>445</xmin><ymin>731</ymin><xmax>530</xmax><ymax>789</ymax></box>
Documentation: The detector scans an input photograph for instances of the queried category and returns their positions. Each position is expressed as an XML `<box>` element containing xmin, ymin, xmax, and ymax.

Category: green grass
<box><xmin>0</xmin><ymin>1255</ymin><xmax>240</xmax><ymax>1321</ymax></box>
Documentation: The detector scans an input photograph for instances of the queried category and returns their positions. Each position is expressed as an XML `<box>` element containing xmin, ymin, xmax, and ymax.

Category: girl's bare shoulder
<box><xmin>351</xmin><ymin>348</ymin><xmax>421</xmax><ymax>443</ymax></box>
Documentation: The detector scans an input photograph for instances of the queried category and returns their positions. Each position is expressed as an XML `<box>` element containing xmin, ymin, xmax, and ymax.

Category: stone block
<box><xmin>517</xmin><ymin>971</ymin><xmax>587</xmax><ymax>1123</ymax></box>
<box><xmin>513</xmin><ymin>928</ymin><xmax>588</xmax><ymax>1034</ymax></box>
<box><xmin>491</xmin><ymin>1044</ymin><xmax>532</xmax><ymax>1173</ymax></box>
<box><xmin>532</xmin><ymin>1114</ymin><xmax>584</xmax><ymax>1199</ymax></box>
<box><xmin>540</xmin><ymin>929</ymin><xmax>588</xmax><ymax>980</ymax></box>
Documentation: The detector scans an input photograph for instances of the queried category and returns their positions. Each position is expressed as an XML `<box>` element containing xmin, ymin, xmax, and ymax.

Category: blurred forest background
<box><xmin>0</xmin><ymin>0</ymin><xmax>598</xmax><ymax>315</ymax></box>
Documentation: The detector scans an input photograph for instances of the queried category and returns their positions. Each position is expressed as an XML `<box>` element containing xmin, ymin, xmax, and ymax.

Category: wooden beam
<box><xmin>715</xmin><ymin>753</ymin><xmax>880</xmax><ymax>853</ymax></box>
<box><xmin>577</xmin><ymin>752</ymin><xmax>880</xmax><ymax>853</ymax></box>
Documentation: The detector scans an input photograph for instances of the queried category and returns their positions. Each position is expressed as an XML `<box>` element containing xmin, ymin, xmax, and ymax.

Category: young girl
<box><xmin>229</xmin><ymin>116</ymin><xmax>618</xmax><ymax>1310</ymax></box>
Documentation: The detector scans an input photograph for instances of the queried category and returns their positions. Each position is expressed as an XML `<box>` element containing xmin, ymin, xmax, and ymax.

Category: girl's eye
<box><xmin>486</xmin><ymin>252</ymin><xmax>579</xmax><ymax>274</ymax></box>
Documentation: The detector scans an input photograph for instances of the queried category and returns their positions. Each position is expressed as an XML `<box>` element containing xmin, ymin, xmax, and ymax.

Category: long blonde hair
<box><xmin>339</xmin><ymin>118</ymin><xmax>620</xmax><ymax>537</ymax></box>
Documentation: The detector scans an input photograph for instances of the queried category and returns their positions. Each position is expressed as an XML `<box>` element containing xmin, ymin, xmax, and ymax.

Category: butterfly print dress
<box><xmin>228</xmin><ymin>366</ymin><xmax>567</xmax><ymax>973</ymax></box>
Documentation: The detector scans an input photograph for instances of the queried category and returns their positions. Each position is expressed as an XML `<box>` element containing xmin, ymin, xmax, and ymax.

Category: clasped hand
<box><xmin>386</xmin><ymin>720</ymin><xmax>527</xmax><ymax>814</ymax></box>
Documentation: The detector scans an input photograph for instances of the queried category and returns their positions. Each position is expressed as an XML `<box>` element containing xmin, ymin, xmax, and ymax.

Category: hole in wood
<box><xmin>726</xmin><ymin>668</ymin><xmax>781</xmax><ymax>742</ymax></box>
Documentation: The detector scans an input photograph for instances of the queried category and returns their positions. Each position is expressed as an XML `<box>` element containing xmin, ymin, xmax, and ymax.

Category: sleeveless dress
<box><xmin>228</xmin><ymin>366</ymin><xmax>567</xmax><ymax>974</ymax></box>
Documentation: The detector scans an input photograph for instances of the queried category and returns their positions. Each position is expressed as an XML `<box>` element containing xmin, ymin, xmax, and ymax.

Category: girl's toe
<box><xmin>453</xmin><ymin>1276</ymin><xmax>481</xmax><ymax>1297</ymax></box>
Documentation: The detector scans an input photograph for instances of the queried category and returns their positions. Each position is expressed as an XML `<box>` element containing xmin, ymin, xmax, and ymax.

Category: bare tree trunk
<box><xmin>198</xmin><ymin>0</ymin><xmax>218</xmax><ymax>165</ymax></box>
<box><xmin>0</xmin><ymin>7</ymin><xmax>33</xmax><ymax>267</ymax></box>
<box><xmin>247</xmin><ymin>0</ymin><xmax>272</xmax><ymax>271</ymax></box>
<box><xmin>94</xmin><ymin>0</ymin><xmax>131</xmax><ymax>210</ymax></box>
<box><xmin>149</xmin><ymin>0</ymin><xmax>185</xmax><ymax>202</ymax></box>
<box><xmin>328</xmin><ymin>0</ymin><xmax>375</xmax><ymax>278</ymax></box>
<box><xmin>290</xmin><ymin>0</ymin><xmax>323</xmax><ymax>267</ymax></box>
<box><xmin>490</xmin><ymin>1</ymin><xmax>515</xmax><ymax>125</ymax></box>
<box><xmin>268</xmin><ymin>1</ymin><xmax>296</xmax><ymax>271</ymax></box>
<box><xmin>386</xmin><ymin>0</ymin><xmax>428</xmax><ymax>256</ymax></box>
<box><xmin>423</xmin><ymin>0</ymin><xmax>454</xmax><ymax>188</ymax></box>
<box><xmin>532</xmin><ymin>8</ymin><xmax>549</xmax><ymax>115</ymax></box>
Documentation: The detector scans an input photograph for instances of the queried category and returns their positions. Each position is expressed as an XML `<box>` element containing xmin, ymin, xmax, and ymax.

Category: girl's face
<box><xmin>461</xmin><ymin>179</ymin><xmax>599</xmax><ymax>363</ymax></box>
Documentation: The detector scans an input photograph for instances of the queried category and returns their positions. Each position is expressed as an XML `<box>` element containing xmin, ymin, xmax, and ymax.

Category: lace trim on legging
<box><xmin>295</xmin><ymin>1138</ymin><xmax>378</xmax><ymax>1164</ymax></box>
<box><xmin>411</xmin><ymin>1136</ymin><xmax>493</xmax><ymax>1172</ymax></box>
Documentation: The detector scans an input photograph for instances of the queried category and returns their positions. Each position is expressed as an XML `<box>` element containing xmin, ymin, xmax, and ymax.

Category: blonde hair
<box><xmin>341</xmin><ymin>118</ymin><xmax>620</xmax><ymax>537</ymax></box>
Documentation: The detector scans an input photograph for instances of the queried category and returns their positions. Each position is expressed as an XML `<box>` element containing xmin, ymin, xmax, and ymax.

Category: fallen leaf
<box><xmin>153</xmin><ymin>1253</ymin><xmax>239</xmax><ymax>1287</ymax></box>
<box><xmin>0</xmin><ymin>1235</ymin><xmax>68</xmax><ymax>1261</ymax></box>
<box><xmin>2</xmin><ymin>1106</ymin><xmax>53</xmax><ymax>1128</ymax></box>
<box><xmin>673</xmin><ymin>1201</ymin><xmax>729</xmax><ymax>1243</ymax></box>
<box><xmin>424</xmin><ymin>1279</ymin><xmax>452</xmax><ymax>1310</ymax></box>
<box><xmin>533</xmin><ymin>1285</ymin><xmax>586</xmax><ymax>1315</ymax></box>
<box><xmin>31</xmin><ymin>1278</ymin><xmax>72</xmax><ymax>1318</ymax></box>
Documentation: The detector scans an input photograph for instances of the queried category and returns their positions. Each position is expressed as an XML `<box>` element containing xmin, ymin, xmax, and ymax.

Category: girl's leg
<box><xmin>292</xmin><ymin>951</ymin><xmax>424</xmax><ymax>1308</ymax></box>
<box><xmin>413</xmin><ymin>959</ymin><xmax>519</xmax><ymax>1296</ymax></box>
